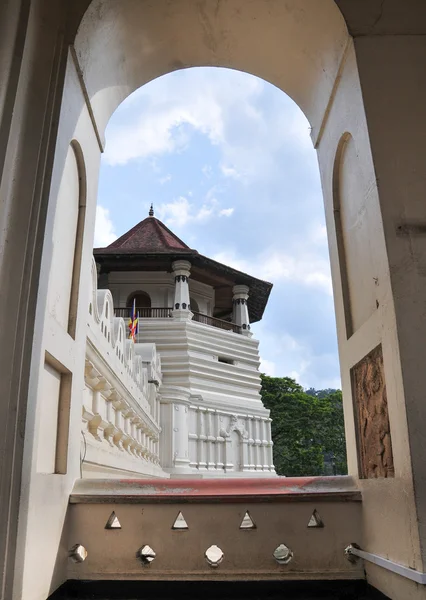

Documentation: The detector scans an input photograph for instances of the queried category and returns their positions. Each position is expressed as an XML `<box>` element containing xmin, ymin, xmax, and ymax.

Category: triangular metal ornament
<box><xmin>240</xmin><ymin>511</ymin><xmax>256</xmax><ymax>530</ymax></box>
<box><xmin>105</xmin><ymin>511</ymin><xmax>121</xmax><ymax>529</ymax></box>
<box><xmin>172</xmin><ymin>511</ymin><xmax>189</xmax><ymax>530</ymax></box>
<box><xmin>307</xmin><ymin>509</ymin><xmax>324</xmax><ymax>528</ymax></box>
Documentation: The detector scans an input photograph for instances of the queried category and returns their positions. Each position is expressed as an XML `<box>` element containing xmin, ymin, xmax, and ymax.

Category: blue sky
<box><xmin>95</xmin><ymin>67</ymin><xmax>340</xmax><ymax>390</ymax></box>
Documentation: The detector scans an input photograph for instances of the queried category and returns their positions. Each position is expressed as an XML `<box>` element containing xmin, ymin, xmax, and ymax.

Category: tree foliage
<box><xmin>260</xmin><ymin>375</ymin><xmax>347</xmax><ymax>477</ymax></box>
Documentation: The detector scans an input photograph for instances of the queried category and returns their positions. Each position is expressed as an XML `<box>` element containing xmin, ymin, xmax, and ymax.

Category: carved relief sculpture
<box><xmin>352</xmin><ymin>345</ymin><xmax>394</xmax><ymax>478</ymax></box>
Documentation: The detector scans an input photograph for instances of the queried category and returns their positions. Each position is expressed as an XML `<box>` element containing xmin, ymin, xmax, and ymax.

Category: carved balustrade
<box><xmin>83</xmin><ymin>259</ymin><xmax>163</xmax><ymax>476</ymax></box>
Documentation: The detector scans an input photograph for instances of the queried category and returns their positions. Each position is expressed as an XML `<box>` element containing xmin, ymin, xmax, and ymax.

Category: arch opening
<box><xmin>95</xmin><ymin>65</ymin><xmax>346</xmax><ymax>477</ymax></box>
<box><xmin>127</xmin><ymin>291</ymin><xmax>152</xmax><ymax>309</ymax></box>
<box><xmin>74</xmin><ymin>0</ymin><xmax>349</xmax><ymax>142</ymax></box>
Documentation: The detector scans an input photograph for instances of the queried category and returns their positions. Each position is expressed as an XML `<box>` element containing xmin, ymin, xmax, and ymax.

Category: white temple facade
<box><xmin>89</xmin><ymin>207</ymin><xmax>276</xmax><ymax>478</ymax></box>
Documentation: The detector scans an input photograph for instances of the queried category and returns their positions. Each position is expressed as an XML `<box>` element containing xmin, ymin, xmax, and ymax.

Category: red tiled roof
<box><xmin>105</xmin><ymin>216</ymin><xmax>192</xmax><ymax>253</ymax></box>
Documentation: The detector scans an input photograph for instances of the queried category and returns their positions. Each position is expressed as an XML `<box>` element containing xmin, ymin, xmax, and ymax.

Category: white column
<box><xmin>267</xmin><ymin>419</ymin><xmax>275</xmax><ymax>471</ymax></box>
<box><xmin>254</xmin><ymin>418</ymin><xmax>262</xmax><ymax>470</ymax></box>
<box><xmin>247</xmin><ymin>416</ymin><xmax>254</xmax><ymax>471</ymax></box>
<box><xmin>172</xmin><ymin>260</ymin><xmax>193</xmax><ymax>321</ymax></box>
<box><xmin>232</xmin><ymin>284</ymin><xmax>252</xmax><ymax>336</ymax></box>
<box><xmin>207</xmin><ymin>410</ymin><xmax>216</xmax><ymax>470</ymax></box>
<box><xmin>242</xmin><ymin>417</ymin><xmax>251</xmax><ymax>472</ymax></box>
<box><xmin>215</xmin><ymin>412</ymin><xmax>223</xmax><ymax>471</ymax></box>
<box><xmin>197</xmin><ymin>408</ymin><xmax>207</xmax><ymax>471</ymax></box>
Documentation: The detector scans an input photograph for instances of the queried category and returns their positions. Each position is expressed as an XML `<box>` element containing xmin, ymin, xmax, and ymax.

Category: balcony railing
<box><xmin>192</xmin><ymin>311</ymin><xmax>242</xmax><ymax>334</ymax></box>
<box><xmin>114</xmin><ymin>307</ymin><xmax>242</xmax><ymax>334</ymax></box>
<box><xmin>114</xmin><ymin>307</ymin><xmax>173</xmax><ymax>319</ymax></box>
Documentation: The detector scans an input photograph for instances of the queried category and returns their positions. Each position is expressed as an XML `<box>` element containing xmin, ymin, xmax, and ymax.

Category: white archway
<box><xmin>2</xmin><ymin>2</ymin><xmax>426</xmax><ymax>599</ymax></box>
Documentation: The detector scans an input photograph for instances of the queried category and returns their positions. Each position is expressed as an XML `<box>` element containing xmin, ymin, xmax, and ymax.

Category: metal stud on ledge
<box><xmin>172</xmin><ymin>511</ymin><xmax>188</xmax><ymax>530</ymax></box>
<box><xmin>273</xmin><ymin>543</ymin><xmax>293</xmax><ymax>565</ymax></box>
<box><xmin>205</xmin><ymin>545</ymin><xmax>224</xmax><ymax>568</ymax></box>
<box><xmin>307</xmin><ymin>509</ymin><xmax>324</xmax><ymax>528</ymax></box>
<box><xmin>105</xmin><ymin>511</ymin><xmax>121</xmax><ymax>529</ymax></box>
<box><xmin>240</xmin><ymin>511</ymin><xmax>256</xmax><ymax>530</ymax></box>
<box><xmin>69</xmin><ymin>544</ymin><xmax>88</xmax><ymax>563</ymax></box>
<box><xmin>137</xmin><ymin>545</ymin><xmax>156</xmax><ymax>565</ymax></box>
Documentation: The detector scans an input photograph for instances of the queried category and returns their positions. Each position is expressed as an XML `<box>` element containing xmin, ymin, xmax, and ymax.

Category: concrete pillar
<box><xmin>355</xmin><ymin>35</ymin><xmax>426</xmax><ymax>572</ymax></box>
<box><xmin>267</xmin><ymin>419</ymin><xmax>274</xmax><ymax>470</ymax></box>
<box><xmin>0</xmin><ymin>3</ymin><xmax>73</xmax><ymax>597</ymax></box>
<box><xmin>160</xmin><ymin>387</ymin><xmax>191</xmax><ymax>474</ymax></box>
<box><xmin>171</xmin><ymin>260</ymin><xmax>193</xmax><ymax>321</ymax></box>
<box><xmin>232</xmin><ymin>284</ymin><xmax>251</xmax><ymax>336</ymax></box>
<box><xmin>313</xmin><ymin>32</ymin><xmax>426</xmax><ymax>597</ymax></box>
<box><xmin>197</xmin><ymin>408</ymin><xmax>207</xmax><ymax>471</ymax></box>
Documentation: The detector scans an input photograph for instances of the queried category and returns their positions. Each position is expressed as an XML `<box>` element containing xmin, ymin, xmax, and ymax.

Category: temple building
<box><xmin>89</xmin><ymin>206</ymin><xmax>276</xmax><ymax>478</ymax></box>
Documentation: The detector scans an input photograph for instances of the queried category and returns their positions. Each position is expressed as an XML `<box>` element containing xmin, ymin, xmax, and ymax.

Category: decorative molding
<box><xmin>220</xmin><ymin>414</ymin><xmax>248</xmax><ymax>440</ymax></box>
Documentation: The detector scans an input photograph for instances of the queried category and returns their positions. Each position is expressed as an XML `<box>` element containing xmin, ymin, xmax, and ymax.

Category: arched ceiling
<box><xmin>73</xmin><ymin>0</ymin><xmax>349</xmax><ymax>140</ymax></box>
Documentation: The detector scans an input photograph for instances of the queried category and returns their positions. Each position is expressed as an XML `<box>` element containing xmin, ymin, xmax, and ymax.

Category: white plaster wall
<box><xmin>47</xmin><ymin>145</ymin><xmax>79</xmax><ymax>329</ymax></box>
<box><xmin>138</xmin><ymin>320</ymin><xmax>264</xmax><ymax>411</ymax></box>
<box><xmin>188</xmin><ymin>279</ymin><xmax>215</xmax><ymax>316</ymax></box>
<box><xmin>338</xmin><ymin>135</ymin><xmax>377</xmax><ymax>334</ymax></box>
<box><xmin>36</xmin><ymin>362</ymin><xmax>61</xmax><ymax>474</ymax></box>
<box><xmin>82</xmin><ymin>261</ymin><xmax>165</xmax><ymax>479</ymax></box>
<box><xmin>14</xmin><ymin>50</ymin><xmax>104</xmax><ymax>600</ymax></box>
<box><xmin>136</xmin><ymin>318</ymin><xmax>273</xmax><ymax>477</ymax></box>
<box><xmin>7</xmin><ymin>2</ymin><xmax>426</xmax><ymax>598</ymax></box>
<box><xmin>106</xmin><ymin>271</ymin><xmax>173</xmax><ymax>308</ymax></box>
<box><xmin>317</xmin><ymin>40</ymin><xmax>422</xmax><ymax>578</ymax></box>
<box><xmin>105</xmin><ymin>270</ymin><xmax>215</xmax><ymax>316</ymax></box>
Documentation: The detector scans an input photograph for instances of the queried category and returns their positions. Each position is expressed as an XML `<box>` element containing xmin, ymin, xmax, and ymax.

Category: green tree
<box><xmin>260</xmin><ymin>375</ymin><xmax>347</xmax><ymax>477</ymax></box>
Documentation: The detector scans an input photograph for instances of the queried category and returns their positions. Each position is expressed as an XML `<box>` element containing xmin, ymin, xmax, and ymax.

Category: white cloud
<box><xmin>220</xmin><ymin>164</ymin><xmax>243</xmax><ymax>180</ymax></box>
<box><xmin>159</xmin><ymin>174</ymin><xmax>172</xmax><ymax>184</ymax></box>
<box><xmin>103</xmin><ymin>68</ymin><xmax>312</xmax><ymax>183</ymax></box>
<box><xmin>219</xmin><ymin>208</ymin><xmax>234</xmax><ymax>217</ymax></box>
<box><xmin>259</xmin><ymin>358</ymin><xmax>276</xmax><ymax>376</ymax></box>
<box><xmin>202</xmin><ymin>165</ymin><xmax>213</xmax><ymax>178</ymax></box>
<box><xmin>253</xmin><ymin>323</ymin><xmax>340</xmax><ymax>390</ymax></box>
<box><xmin>99</xmin><ymin>67</ymin><xmax>338</xmax><ymax>388</ymax></box>
<box><xmin>156</xmin><ymin>195</ymin><xmax>234</xmax><ymax>228</ymax></box>
<box><xmin>212</xmin><ymin>246</ymin><xmax>332</xmax><ymax>295</ymax></box>
<box><xmin>94</xmin><ymin>205</ymin><xmax>117</xmax><ymax>247</ymax></box>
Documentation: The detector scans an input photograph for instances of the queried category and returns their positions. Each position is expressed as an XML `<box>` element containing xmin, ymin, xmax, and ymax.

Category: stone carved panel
<box><xmin>352</xmin><ymin>345</ymin><xmax>394</xmax><ymax>479</ymax></box>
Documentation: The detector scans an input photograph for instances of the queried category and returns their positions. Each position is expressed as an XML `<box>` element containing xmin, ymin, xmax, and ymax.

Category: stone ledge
<box><xmin>70</xmin><ymin>475</ymin><xmax>361</xmax><ymax>504</ymax></box>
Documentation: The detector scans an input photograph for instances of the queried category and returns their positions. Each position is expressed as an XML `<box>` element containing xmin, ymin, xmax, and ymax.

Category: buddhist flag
<box><xmin>128</xmin><ymin>298</ymin><xmax>139</xmax><ymax>341</ymax></box>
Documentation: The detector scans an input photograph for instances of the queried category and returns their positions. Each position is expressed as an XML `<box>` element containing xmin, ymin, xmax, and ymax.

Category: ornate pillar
<box><xmin>242</xmin><ymin>417</ymin><xmax>251</xmax><ymax>472</ymax></box>
<box><xmin>232</xmin><ymin>285</ymin><xmax>251</xmax><ymax>336</ymax></box>
<box><xmin>267</xmin><ymin>418</ymin><xmax>275</xmax><ymax>472</ymax></box>
<box><xmin>197</xmin><ymin>408</ymin><xmax>207</xmax><ymax>471</ymax></box>
<box><xmin>160</xmin><ymin>387</ymin><xmax>192</xmax><ymax>474</ymax></box>
<box><xmin>247</xmin><ymin>415</ymin><xmax>255</xmax><ymax>471</ymax></box>
<box><xmin>207</xmin><ymin>410</ymin><xmax>216</xmax><ymax>470</ymax></box>
<box><xmin>254</xmin><ymin>418</ymin><xmax>262</xmax><ymax>470</ymax></box>
<box><xmin>172</xmin><ymin>260</ymin><xmax>193</xmax><ymax>321</ymax></box>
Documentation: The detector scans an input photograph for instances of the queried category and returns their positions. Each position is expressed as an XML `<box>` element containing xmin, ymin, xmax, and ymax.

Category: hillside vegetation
<box><xmin>260</xmin><ymin>375</ymin><xmax>347</xmax><ymax>477</ymax></box>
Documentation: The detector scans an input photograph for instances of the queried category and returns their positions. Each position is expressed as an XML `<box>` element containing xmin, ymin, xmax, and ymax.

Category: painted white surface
<box><xmin>47</xmin><ymin>145</ymin><xmax>79</xmax><ymax>330</ymax></box>
<box><xmin>94</xmin><ymin>260</ymin><xmax>274</xmax><ymax>477</ymax></box>
<box><xmin>6</xmin><ymin>3</ymin><xmax>426</xmax><ymax>600</ymax></box>
<box><xmin>83</xmin><ymin>258</ymin><xmax>166</xmax><ymax>478</ymax></box>
<box><xmin>36</xmin><ymin>363</ymin><xmax>61</xmax><ymax>474</ymax></box>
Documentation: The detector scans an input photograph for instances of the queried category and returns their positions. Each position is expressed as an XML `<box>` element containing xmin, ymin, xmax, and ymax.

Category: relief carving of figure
<box><xmin>353</xmin><ymin>345</ymin><xmax>394</xmax><ymax>478</ymax></box>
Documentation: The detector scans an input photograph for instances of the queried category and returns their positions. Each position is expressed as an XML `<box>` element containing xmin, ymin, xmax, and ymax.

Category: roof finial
<box><xmin>149</xmin><ymin>203</ymin><xmax>154</xmax><ymax>217</ymax></box>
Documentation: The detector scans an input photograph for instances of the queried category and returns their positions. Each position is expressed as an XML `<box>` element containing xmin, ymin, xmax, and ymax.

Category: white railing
<box><xmin>82</xmin><ymin>259</ymin><xmax>166</xmax><ymax>478</ymax></box>
<box><xmin>188</xmin><ymin>407</ymin><xmax>275</xmax><ymax>475</ymax></box>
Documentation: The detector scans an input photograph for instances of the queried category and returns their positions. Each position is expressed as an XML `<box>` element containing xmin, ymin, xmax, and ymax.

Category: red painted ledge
<box><xmin>70</xmin><ymin>476</ymin><xmax>361</xmax><ymax>504</ymax></box>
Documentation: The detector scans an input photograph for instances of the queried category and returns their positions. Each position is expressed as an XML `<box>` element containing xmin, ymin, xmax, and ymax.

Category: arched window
<box><xmin>189</xmin><ymin>297</ymin><xmax>199</xmax><ymax>313</ymax></box>
<box><xmin>127</xmin><ymin>291</ymin><xmax>151</xmax><ymax>309</ymax></box>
